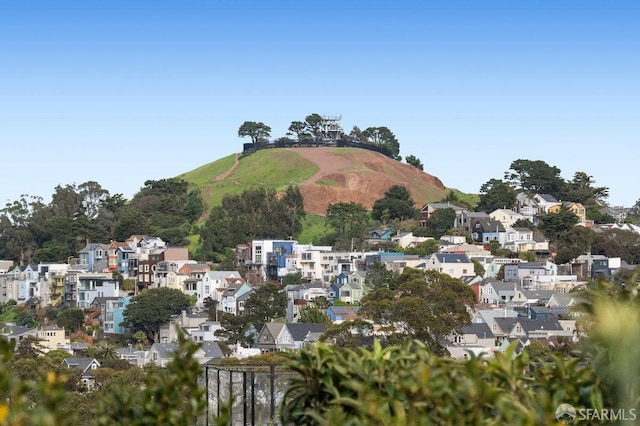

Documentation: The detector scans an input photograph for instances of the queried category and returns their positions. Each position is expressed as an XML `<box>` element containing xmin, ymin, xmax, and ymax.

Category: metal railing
<box><xmin>201</xmin><ymin>363</ymin><xmax>295</xmax><ymax>426</ymax></box>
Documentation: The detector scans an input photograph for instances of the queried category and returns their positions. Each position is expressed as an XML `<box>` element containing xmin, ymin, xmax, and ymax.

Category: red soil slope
<box><xmin>282</xmin><ymin>147</ymin><xmax>448</xmax><ymax>215</ymax></box>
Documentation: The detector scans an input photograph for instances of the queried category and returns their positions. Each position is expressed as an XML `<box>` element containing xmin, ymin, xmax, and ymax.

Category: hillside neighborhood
<box><xmin>1</xmin><ymin>189</ymin><xmax>636</xmax><ymax>373</ymax></box>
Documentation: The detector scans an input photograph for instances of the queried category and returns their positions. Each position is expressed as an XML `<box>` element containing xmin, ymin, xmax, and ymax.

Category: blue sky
<box><xmin>2</xmin><ymin>0</ymin><xmax>638</xmax><ymax>207</ymax></box>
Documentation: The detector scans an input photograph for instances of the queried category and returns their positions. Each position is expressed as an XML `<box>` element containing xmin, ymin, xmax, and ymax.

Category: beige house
<box><xmin>37</xmin><ymin>325</ymin><xmax>69</xmax><ymax>352</ymax></box>
<box><xmin>489</xmin><ymin>209</ymin><xmax>523</xmax><ymax>227</ymax></box>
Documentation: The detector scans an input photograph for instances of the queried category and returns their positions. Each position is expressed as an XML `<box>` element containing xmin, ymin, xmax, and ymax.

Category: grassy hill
<box><xmin>178</xmin><ymin>147</ymin><xmax>476</xmax><ymax>217</ymax></box>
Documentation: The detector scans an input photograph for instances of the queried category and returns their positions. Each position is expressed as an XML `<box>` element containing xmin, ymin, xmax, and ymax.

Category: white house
<box><xmin>422</xmin><ymin>253</ymin><xmax>474</xmax><ymax>279</ymax></box>
<box><xmin>391</xmin><ymin>232</ymin><xmax>433</xmax><ymax>249</ymax></box>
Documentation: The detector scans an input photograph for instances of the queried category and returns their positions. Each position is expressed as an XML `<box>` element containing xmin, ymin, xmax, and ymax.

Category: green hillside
<box><xmin>178</xmin><ymin>150</ymin><xmax>319</xmax><ymax>210</ymax></box>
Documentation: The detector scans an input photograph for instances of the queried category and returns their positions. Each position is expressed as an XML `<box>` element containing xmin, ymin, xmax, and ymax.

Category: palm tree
<box><xmin>95</xmin><ymin>343</ymin><xmax>119</xmax><ymax>362</ymax></box>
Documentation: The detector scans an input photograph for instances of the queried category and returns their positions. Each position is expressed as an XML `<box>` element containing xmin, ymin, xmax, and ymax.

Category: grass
<box><xmin>447</xmin><ymin>188</ymin><xmax>480</xmax><ymax>208</ymax></box>
<box><xmin>316</xmin><ymin>179</ymin><xmax>339</xmax><ymax>187</ymax></box>
<box><xmin>180</xmin><ymin>149</ymin><xmax>319</xmax><ymax>210</ymax></box>
<box><xmin>177</xmin><ymin>153</ymin><xmax>237</xmax><ymax>187</ymax></box>
<box><xmin>297</xmin><ymin>214</ymin><xmax>331</xmax><ymax>244</ymax></box>
<box><xmin>0</xmin><ymin>308</ymin><xmax>16</xmax><ymax>322</ymax></box>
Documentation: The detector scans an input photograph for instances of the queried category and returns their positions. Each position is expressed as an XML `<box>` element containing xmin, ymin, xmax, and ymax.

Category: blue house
<box><xmin>328</xmin><ymin>282</ymin><xmax>341</xmax><ymax>302</ymax></box>
<box><xmin>367</xmin><ymin>228</ymin><xmax>395</xmax><ymax>245</ymax></box>
<box><xmin>326</xmin><ymin>306</ymin><xmax>360</xmax><ymax>322</ymax></box>
<box><xmin>266</xmin><ymin>241</ymin><xmax>295</xmax><ymax>282</ymax></box>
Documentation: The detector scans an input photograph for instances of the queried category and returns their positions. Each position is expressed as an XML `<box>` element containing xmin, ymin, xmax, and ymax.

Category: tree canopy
<box><xmin>244</xmin><ymin>283</ymin><xmax>287</xmax><ymax>323</ymax></box>
<box><xmin>477</xmin><ymin>178</ymin><xmax>517</xmax><ymax>213</ymax></box>
<box><xmin>362</xmin><ymin>126</ymin><xmax>400</xmax><ymax>160</ymax></box>
<box><xmin>405</xmin><ymin>155</ymin><xmax>424</xmax><ymax>170</ymax></box>
<box><xmin>371</xmin><ymin>185</ymin><xmax>418</xmax><ymax>222</ymax></box>
<box><xmin>504</xmin><ymin>159</ymin><xmax>564</xmax><ymax>195</ymax></box>
<box><xmin>238</xmin><ymin>121</ymin><xmax>272</xmax><ymax>144</ymax></box>
<box><xmin>537</xmin><ymin>205</ymin><xmax>580</xmax><ymax>244</ymax></box>
<box><xmin>121</xmin><ymin>287</ymin><xmax>192</xmax><ymax>344</ymax></box>
<box><xmin>199</xmin><ymin>185</ymin><xmax>305</xmax><ymax>256</ymax></box>
<box><xmin>325</xmin><ymin>202</ymin><xmax>370</xmax><ymax>250</ymax></box>
<box><xmin>359</xmin><ymin>269</ymin><xmax>476</xmax><ymax>355</ymax></box>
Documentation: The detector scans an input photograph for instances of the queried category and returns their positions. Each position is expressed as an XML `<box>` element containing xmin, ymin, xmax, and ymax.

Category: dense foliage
<box><xmin>325</xmin><ymin>202</ymin><xmax>370</xmax><ymax>250</ymax></box>
<box><xmin>199</xmin><ymin>185</ymin><xmax>305</xmax><ymax>257</ymax></box>
<box><xmin>121</xmin><ymin>287</ymin><xmax>192</xmax><ymax>344</ymax></box>
<box><xmin>281</xmin><ymin>282</ymin><xmax>640</xmax><ymax>425</ymax></box>
<box><xmin>371</xmin><ymin>185</ymin><xmax>418</xmax><ymax>223</ymax></box>
<box><xmin>0</xmin><ymin>331</ymin><xmax>226</xmax><ymax>426</ymax></box>
<box><xmin>359</xmin><ymin>269</ymin><xmax>476</xmax><ymax>355</ymax></box>
<box><xmin>0</xmin><ymin>178</ymin><xmax>203</xmax><ymax>264</ymax></box>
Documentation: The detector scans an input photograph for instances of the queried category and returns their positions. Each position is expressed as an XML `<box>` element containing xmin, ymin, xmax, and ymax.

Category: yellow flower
<box><xmin>47</xmin><ymin>371</ymin><xmax>56</xmax><ymax>385</ymax></box>
<box><xmin>0</xmin><ymin>403</ymin><xmax>8</xmax><ymax>422</ymax></box>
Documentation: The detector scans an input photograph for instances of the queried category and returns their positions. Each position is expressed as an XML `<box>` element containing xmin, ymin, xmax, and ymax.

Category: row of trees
<box><xmin>238</xmin><ymin>114</ymin><xmax>418</xmax><ymax>164</ymax></box>
<box><xmin>0</xmin><ymin>178</ymin><xmax>204</xmax><ymax>265</ymax></box>
<box><xmin>198</xmin><ymin>185</ymin><xmax>305</xmax><ymax>259</ymax></box>
<box><xmin>477</xmin><ymin>159</ymin><xmax>610</xmax><ymax>215</ymax></box>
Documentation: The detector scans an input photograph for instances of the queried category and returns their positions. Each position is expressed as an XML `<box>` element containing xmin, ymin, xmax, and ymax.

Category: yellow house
<box><xmin>37</xmin><ymin>325</ymin><xmax>70</xmax><ymax>352</ymax></box>
<box><xmin>548</xmin><ymin>202</ymin><xmax>587</xmax><ymax>223</ymax></box>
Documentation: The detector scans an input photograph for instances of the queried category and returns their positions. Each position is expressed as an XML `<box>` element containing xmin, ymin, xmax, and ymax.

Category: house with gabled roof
<box><xmin>62</xmin><ymin>357</ymin><xmax>100</xmax><ymax>390</ymax></box>
<box><xmin>423</xmin><ymin>253</ymin><xmax>473</xmax><ymax>279</ymax></box>
<box><xmin>333</xmin><ymin>272</ymin><xmax>365</xmax><ymax>304</ymax></box>
<box><xmin>532</xmin><ymin>194</ymin><xmax>560</xmax><ymax>213</ymax></box>
<box><xmin>147</xmin><ymin>341</ymin><xmax>225</xmax><ymax>367</ymax></box>
<box><xmin>512</xmin><ymin>289</ymin><xmax>555</xmax><ymax>307</ymax></box>
<box><xmin>221</xmin><ymin>282</ymin><xmax>252</xmax><ymax>315</ymax></box>
<box><xmin>503</xmin><ymin>226</ymin><xmax>536</xmax><ymax>253</ymax></box>
<box><xmin>419</xmin><ymin>202</ymin><xmax>464</xmax><ymax>227</ymax></box>
<box><xmin>472</xmin><ymin>308</ymin><xmax>519</xmax><ymax>333</ymax></box>
<box><xmin>456</xmin><ymin>211</ymin><xmax>490</xmax><ymax>235</ymax></box>
<box><xmin>367</xmin><ymin>228</ymin><xmax>395</xmax><ymax>245</ymax></box>
<box><xmin>445</xmin><ymin>323</ymin><xmax>497</xmax><ymax>359</ymax></box>
<box><xmin>471</xmin><ymin>219</ymin><xmax>507</xmax><ymax>246</ymax></box>
<box><xmin>549</xmin><ymin>201</ymin><xmax>587</xmax><ymax>224</ymax></box>
<box><xmin>257</xmin><ymin>322</ymin><xmax>326</xmax><ymax>353</ymax></box>
<box><xmin>546</xmin><ymin>293</ymin><xmax>585</xmax><ymax>318</ymax></box>
<box><xmin>285</xmin><ymin>282</ymin><xmax>327</xmax><ymax>321</ymax></box>
<box><xmin>489</xmin><ymin>209</ymin><xmax>523</xmax><ymax>227</ymax></box>
<box><xmin>0</xmin><ymin>323</ymin><xmax>36</xmax><ymax>345</ymax></box>
<box><xmin>479</xmin><ymin>281</ymin><xmax>518</xmax><ymax>306</ymax></box>
<box><xmin>495</xmin><ymin>318</ymin><xmax>571</xmax><ymax>342</ymax></box>
<box><xmin>391</xmin><ymin>232</ymin><xmax>433</xmax><ymax>249</ymax></box>
<box><xmin>158</xmin><ymin>309</ymin><xmax>209</xmax><ymax>343</ymax></box>
<box><xmin>78</xmin><ymin>243</ymin><xmax>110</xmax><ymax>273</ymax></box>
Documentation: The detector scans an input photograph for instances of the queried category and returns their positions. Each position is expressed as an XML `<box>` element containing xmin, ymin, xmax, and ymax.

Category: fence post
<box><xmin>270</xmin><ymin>364</ymin><xmax>275</xmax><ymax>420</ymax></box>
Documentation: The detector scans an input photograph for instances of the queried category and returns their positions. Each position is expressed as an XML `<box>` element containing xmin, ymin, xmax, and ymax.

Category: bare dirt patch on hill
<box><xmin>281</xmin><ymin>147</ymin><xmax>448</xmax><ymax>215</ymax></box>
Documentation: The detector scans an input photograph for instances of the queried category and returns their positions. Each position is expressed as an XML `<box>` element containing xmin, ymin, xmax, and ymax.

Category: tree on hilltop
<box><xmin>238</xmin><ymin>121</ymin><xmax>271</xmax><ymax>144</ymax></box>
<box><xmin>362</xmin><ymin>126</ymin><xmax>400</xmax><ymax>160</ymax></box>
